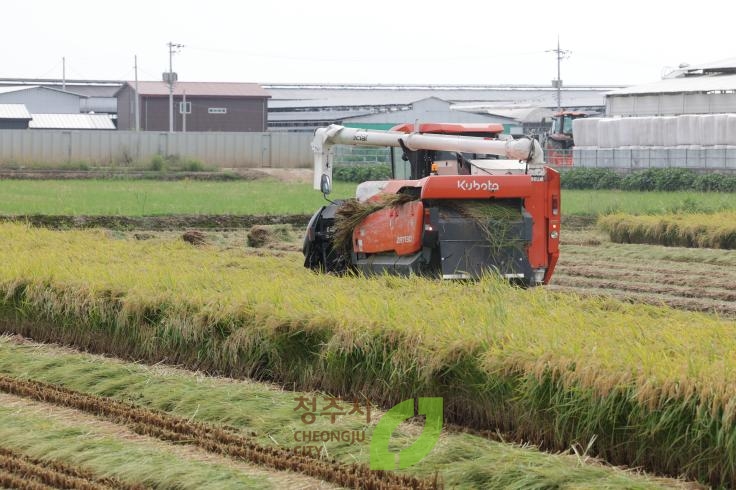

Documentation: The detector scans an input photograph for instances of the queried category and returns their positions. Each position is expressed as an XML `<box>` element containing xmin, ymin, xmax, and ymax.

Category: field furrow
<box><xmin>556</xmin><ymin>263</ymin><xmax>736</xmax><ymax>290</ymax></box>
<box><xmin>0</xmin><ymin>471</ymin><xmax>55</xmax><ymax>490</ymax></box>
<box><xmin>0</xmin><ymin>374</ymin><xmax>435</xmax><ymax>490</ymax></box>
<box><xmin>553</xmin><ymin>273</ymin><xmax>736</xmax><ymax>303</ymax></box>
<box><xmin>548</xmin><ymin>284</ymin><xmax>736</xmax><ymax>317</ymax></box>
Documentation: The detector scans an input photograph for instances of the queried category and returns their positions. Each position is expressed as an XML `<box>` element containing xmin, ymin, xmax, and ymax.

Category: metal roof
<box><xmin>453</xmin><ymin>105</ymin><xmax>555</xmax><ymax>123</ymax></box>
<box><xmin>0</xmin><ymin>86</ymin><xmax>38</xmax><ymax>95</ymax></box>
<box><xmin>664</xmin><ymin>57</ymin><xmax>736</xmax><ymax>78</ymax></box>
<box><xmin>28</xmin><ymin>113</ymin><xmax>115</xmax><ymax>130</ymax></box>
<box><xmin>0</xmin><ymin>85</ymin><xmax>87</xmax><ymax>98</ymax></box>
<box><xmin>266</xmin><ymin>85</ymin><xmax>611</xmax><ymax>110</ymax></box>
<box><xmin>0</xmin><ymin>104</ymin><xmax>32</xmax><ymax>120</ymax></box>
<box><xmin>608</xmin><ymin>74</ymin><xmax>736</xmax><ymax>96</ymax></box>
<box><xmin>56</xmin><ymin>85</ymin><xmax>120</xmax><ymax>97</ymax></box>
<box><xmin>268</xmin><ymin>110</ymin><xmax>374</xmax><ymax>122</ymax></box>
<box><xmin>122</xmin><ymin>81</ymin><xmax>270</xmax><ymax>98</ymax></box>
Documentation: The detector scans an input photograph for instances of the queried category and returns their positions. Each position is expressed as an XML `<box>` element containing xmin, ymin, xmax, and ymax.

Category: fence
<box><xmin>334</xmin><ymin>145</ymin><xmax>391</xmax><ymax>165</ymax></box>
<box><xmin>572</xmin><ymin>146</ymin><xmax>736</xmax><ymax>172</ymax></box>
<box><xmin>0</xmin><ymin>130</ymin><xmax>314</xmax><ymax>169</ymax></box>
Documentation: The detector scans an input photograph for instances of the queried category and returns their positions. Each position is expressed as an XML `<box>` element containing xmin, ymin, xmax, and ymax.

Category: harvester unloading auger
<box><xmin>303</xmin><ymin>123</ymin><xmax>560</xmax><ymax>286</ymax></box>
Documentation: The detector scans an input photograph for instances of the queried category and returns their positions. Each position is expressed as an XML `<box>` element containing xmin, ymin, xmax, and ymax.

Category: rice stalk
<box><xmin>0</xmin><ymin>223</ymin><xmax>734</xmax><ymax>486</ymax></box>
<box><xmin>600</xmin><ymin>212</ymin><xmax>736</xmax><ymax>249</ymax></box>
<box><xmin>333</xmin><ymin>193</ymin><xmax>417</xmax><ymax>252</ymax></box>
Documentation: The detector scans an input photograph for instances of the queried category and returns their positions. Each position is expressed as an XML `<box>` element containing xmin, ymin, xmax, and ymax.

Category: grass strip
<box><xmin>0</xmin><ymin>224</ymin><xmax>733</xmax><ymax>486</ymax></box>
<box><xmin>0</xmin><ymin>180</ymin><xmax>355</xmax><ymax>216</ymax></box>
<box><xmin>0</xmin><ymin>336</ymin><xmax>689</xmax><ymax>489</ymax></box>
<box><xmin>0</xmin><ymin>406</ymin><xmax>272</xmax><ymax>490</ymax></box>
<box><xmin>0</xmin><ymin>180</ymin><xmax>735</xmax><ymax>217</ymax></box>
<box><xmin>600</xmin><ymin>212</ymin><xmax>736</xmax><ymax>249</ymax></box>
<box><xmin>0</xmin><ymin>373</ymin><xmax>435</xmax><ymax>490</ymax></box>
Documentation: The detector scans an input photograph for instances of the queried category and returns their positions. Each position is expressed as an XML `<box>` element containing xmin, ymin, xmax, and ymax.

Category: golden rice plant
<box><xmin>600</xmin><ymin>212</ymin><xmax>736</xmax><ymax>249</ymax></box>
<box><xmin>0</xmin><ymin>222</ymin><xmax>735</xmax><ymax>486</ymax></box>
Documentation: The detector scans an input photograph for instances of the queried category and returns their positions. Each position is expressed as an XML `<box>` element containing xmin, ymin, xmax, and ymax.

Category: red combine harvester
<box><xmin>303</xmin><ymin>123</ymin><xmax>560</xmax><ymax>286</ymax></box>
<box><xmin>544</xmin><ymin>110</ymin><xmax>598</xmax><ymax>166</ymax></box>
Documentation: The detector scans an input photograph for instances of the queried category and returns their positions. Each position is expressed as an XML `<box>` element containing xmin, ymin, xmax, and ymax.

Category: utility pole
<box><xmin>165</xmin><ymin>42</ymin><xmax>184</xmax><ymax>133</ymax></box>
<box><xmin>182</xmin><ymin>91</ymin><xmax>187</xmax><ymax>133</ymax></box>
<box><xmin>134</xmin><ymin>55</ymin><xmax>140</xmax><ymax>131</ymax></box>
<box><xmin>62</xmin><ymin>57</ymin><xmax>66</xmax><ymax>91</ymax></box>
<box><xmin>546</xmin><ymin>37</ymin><xmax>570</xmax><ymax>112</ymax></box>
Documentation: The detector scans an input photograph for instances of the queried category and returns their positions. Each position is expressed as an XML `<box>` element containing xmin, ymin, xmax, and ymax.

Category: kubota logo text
<box><xmin>370</xmin><ymin>397</ymin><xmax>443</xmax><ymax>470</ymax></box>
<box><xmin>457</xmin><ymin>179</ymin><xmax>500</xmax><ymax>192</ymax></box>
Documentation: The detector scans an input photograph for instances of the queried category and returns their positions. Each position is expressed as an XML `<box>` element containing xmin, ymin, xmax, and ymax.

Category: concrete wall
<box><xmin>0</xmin><ymin>130</ymin><xmax>313</xmax><ymax>168</ymax></box>
<box><xmin>572</xmin><ymin>146</ymin><xmax>736</xmax><ymax>172</ymax></box>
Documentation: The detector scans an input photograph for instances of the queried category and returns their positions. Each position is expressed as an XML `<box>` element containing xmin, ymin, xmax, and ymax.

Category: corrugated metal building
<box><xmin>342</xmin><ymin>97</ymin><xmax>519</xmax><ymax>132</ymax></box>
<box><xmin>266</xmin><ymin>83</ymin><xmax>617</xmax><ymax>132</ymax></box>
<box><xmin>0</xmin><ymin>86</ymin><xmax>84</xmax><ymax>114</ymax></box>
<box><xmin>0</xmin><ymin>104</ymin><xmax>32</xmax><ymax>129</ymax></box>
<box><xmin>607</xmin><ymin>58</ymin><xmax>736</xmax><ymax>116</ymax></box>
<box><xmin>116</xmin><ymin>81</ymin><xmax>270</xmax><ymax>132</ymax></box>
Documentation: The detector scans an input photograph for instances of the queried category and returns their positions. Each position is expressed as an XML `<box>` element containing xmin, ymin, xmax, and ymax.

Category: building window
<box><xmin>208</xmin><ymin>107</ymin><xmax>227</xmax><ymax>114</ymax></box>
<box><xmin>179</xmin><ymin>101</ymin><xmax>191</xmax><ymax>114</ymax></box>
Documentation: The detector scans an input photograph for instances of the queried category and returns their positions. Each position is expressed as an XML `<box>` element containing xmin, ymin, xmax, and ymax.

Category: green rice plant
<box><xmin>600</xmin><ymin>212</ymin><xmax>736</xmax><ymax>249</ymax></box>
<box><xmin>0</xmin><ymin>337</ymin><xmax>686</xmax><ymax>489</ymax></box>
<box><xmin>0</xmin><ymin>223</ymin><xmax>734</xmax><ymax>485</ymax></box>
<box><xmin>0</xmin><ymin>405</ymin><xmax>271</xmax><ymax>489</ymax></box>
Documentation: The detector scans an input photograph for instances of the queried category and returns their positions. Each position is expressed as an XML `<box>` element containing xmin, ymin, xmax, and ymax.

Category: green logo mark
<box><xmin>369</xmin><ymin>397</ymin><xmax>443</xmax><ymax>470</ymax></box>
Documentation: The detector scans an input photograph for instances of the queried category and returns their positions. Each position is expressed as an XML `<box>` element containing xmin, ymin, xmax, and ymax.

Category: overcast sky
<box><xmin>4</xmin><ymin>0</ymin><xmax>734</xmax><ymax>87</ymax></box>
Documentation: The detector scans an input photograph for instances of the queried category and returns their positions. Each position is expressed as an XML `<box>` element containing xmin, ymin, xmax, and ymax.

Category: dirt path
<box><xmin>0</xmin><ymin>375</ymin><xmax>437</xmax><ymax>490</ymax></box>
<box><xmin>0</xmin><ymin>214</ymin><xmax>313</xmax><ymax>231</ymax></box>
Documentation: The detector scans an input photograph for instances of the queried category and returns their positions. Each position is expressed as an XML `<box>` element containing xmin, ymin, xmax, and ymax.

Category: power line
<box><xmin>186</xmin><ymin>44</ymin><xmax>547</xmax><ymax>63</ymax></box>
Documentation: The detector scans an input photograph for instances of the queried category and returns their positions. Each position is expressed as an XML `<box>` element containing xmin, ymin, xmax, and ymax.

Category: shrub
<box><xmin>182</xmin><ymin>159</ymin><xmax>205</xmax><ymax>172</ymax></box>
<box><xmin>149</xmin><ymin>155</ymin><xmax>165</xmax><ymax>172</ymax></box>
<box><xmin>564</xmin><ymin>168</ymin><xmax>736</xmax><ymax>192</ymax></box>
<box><xmin>561</xmin><ymin>168</ymin><xmax>621</xmax><ymax>190</ymax></box>
<box><xmin>692</xmin><ymin>173</ymin><xmax>736</xmax><ymax>192</ymax></box>
<box><xmin>333</xmin><ymin>164</ymin><xmax>391</xmax><ymax>182</ymax></box>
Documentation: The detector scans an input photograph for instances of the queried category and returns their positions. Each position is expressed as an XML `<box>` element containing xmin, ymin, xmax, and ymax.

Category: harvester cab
<box><xmin>303</xmin><ymin>123</ymin><xmax>560</xmax><ymax>286</ymax></box>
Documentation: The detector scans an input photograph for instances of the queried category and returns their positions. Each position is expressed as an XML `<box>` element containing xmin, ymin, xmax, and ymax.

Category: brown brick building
<box><xmin>116</xmin><ymin>81</ymin><xmax>270</xmax><ymax>132</ymax></box>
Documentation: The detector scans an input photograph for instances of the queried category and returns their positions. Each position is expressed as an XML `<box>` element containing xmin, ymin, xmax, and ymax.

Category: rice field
<box><xmin>600</xmin><ymin>212</ymin><xmax>736</xmax><ymax>249</ymax></box>
<box><xmin>0</xmin><ymin>179</ymin><xmax>734</xmax><ymax>216</ymax></box>
<box><xmin>0</xmin><ymin>222</ymin><xmax>734</xmax><ymax>487</ymax></box>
